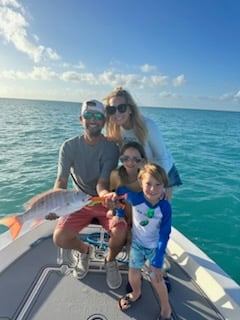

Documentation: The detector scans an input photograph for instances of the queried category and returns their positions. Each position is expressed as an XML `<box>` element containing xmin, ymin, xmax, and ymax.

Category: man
<box><xmin>52</xmin><ymin>99</ymin><xmax>127</xmax><ymax>289</ymax></box>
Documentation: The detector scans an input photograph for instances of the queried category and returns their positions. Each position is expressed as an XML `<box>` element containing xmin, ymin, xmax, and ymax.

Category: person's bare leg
<box><xmin>128</xmin><ymin>268</ymin><xmax>142</xmax><ymax>299</ymax></box>
<box><xmin>151</xmin><ymin>277</ymin><xmax>171</xmax><ymax>318</ymax></box>
<box><xmin>53</xmin><ymin>228</ymin><xmax>89</xmax><ymax>253</ymax></box>
<box><xmin>105</xmin><ymin>225</ymin><xmax>127</xmax><ymax>262</ymax></box>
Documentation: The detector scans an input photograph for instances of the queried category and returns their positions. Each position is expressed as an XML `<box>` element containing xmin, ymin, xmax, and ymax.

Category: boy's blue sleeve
<box><xmin>151</xmin><ymin>200</ymin><xmax>172</xmax><ymax>269</ymax></box>
<box><xmin>115</xmin><ymin>207</ymin><xmax>125</xmax><ymax>218</ymax></box>
<box><xmin>115</xmin><ymin>186</ymin><xmax>133</xmax><ymax>217</ymax></box>
<box><xmin>116</xmin><ymin>186</ymin><xmax>128</xmax><ymax>196</ymax></box>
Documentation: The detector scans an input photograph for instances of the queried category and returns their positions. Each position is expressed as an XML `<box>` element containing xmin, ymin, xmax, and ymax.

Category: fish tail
<box><xmin>0</xmin><ymin>215</ymin><xmax>22</xmax><ymax>240</ymax></box>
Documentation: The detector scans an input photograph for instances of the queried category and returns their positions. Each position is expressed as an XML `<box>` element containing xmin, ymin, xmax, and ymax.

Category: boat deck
<box><xmin>0</xmin><ymin>222</ymin><xmax>239</xmax><ymax>320</ymax></box>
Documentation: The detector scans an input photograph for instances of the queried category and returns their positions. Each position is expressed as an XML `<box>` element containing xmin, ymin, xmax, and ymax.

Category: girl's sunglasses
<box><xmin>119</xmin><ymin>155</ymin><xmax>142</xmax><ymax>163</ymax></box>
<box><xmin>106</xmin><ymin>104</ymin><xmax>128</xmax><ymax>115</ymax></box>
<box><xmin>82</xmin><ymin>112</ymin><xmax>105</xmax><ymax>121</ymax></box>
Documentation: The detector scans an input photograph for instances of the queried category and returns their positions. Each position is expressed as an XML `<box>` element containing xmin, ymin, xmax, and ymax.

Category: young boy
<box><xmin>117</xmin><ymin>163</ymin><xmax>172</xmax><ymax>320</ymax></box>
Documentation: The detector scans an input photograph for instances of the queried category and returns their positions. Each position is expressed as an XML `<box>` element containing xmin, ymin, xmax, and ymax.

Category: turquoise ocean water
<box><xmin>0</xmin><ymin>98</ymin><xmax>239</xmax><ymax>284</ymax></box>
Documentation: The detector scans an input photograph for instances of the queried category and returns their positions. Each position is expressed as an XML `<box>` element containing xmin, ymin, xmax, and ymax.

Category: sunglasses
<box><xmin>83</xmin><ymin>112</ymin><xmax>105</xmax><ymax>121</ymax></box>
<box><xmin>119</xmin><ymin>155</ymin><xmax>142</xmax><ymax>163</ymax></box>
<box><xmin>106</xmin><ymin>104</ymin><xmax>128</xmax><ymax>115</ymax></box>
<box><xmin>140</xmin><ymin>208</ymin><xmax>155</xmax><ymax>227</ymax></box>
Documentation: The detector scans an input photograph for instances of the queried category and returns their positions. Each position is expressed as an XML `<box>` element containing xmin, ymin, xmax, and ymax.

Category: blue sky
<box><xmin>0</xmin><ymin>0</ymin><xmax>240</xmax><ymax>111</ymax></box>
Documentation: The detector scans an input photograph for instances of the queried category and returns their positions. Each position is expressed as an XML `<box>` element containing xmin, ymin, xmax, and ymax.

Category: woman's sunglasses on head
<box><xmin>120</xmin><ymin>155</ymin><xmax>142</xmax><ymax>163</ymax></box>
<box><xmin>106</xmin><ymin>104</ymin><xmax>128</xmax><ymax>115</ymax></box>
<box><xmin>83</xmin><ymin>112</ymin><xmax>105</xmax><ymax>121</ymax></box>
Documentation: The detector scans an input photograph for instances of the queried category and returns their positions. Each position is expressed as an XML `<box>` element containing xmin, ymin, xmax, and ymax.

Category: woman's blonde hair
<box><xmin>138</xmin><ymin>163</ymin><xmax>168</xmax><ymax>188</ymax></box>
<box><xmin>103</xmin><ymin>87</ymin><xmax>148</xmax><ymax>145</ymax></box>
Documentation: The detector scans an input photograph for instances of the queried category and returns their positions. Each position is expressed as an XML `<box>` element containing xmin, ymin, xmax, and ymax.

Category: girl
<box><xmin>107</xmin><ymin>141</ymin><xmax>147</xmax><ymax>228</ymax></box>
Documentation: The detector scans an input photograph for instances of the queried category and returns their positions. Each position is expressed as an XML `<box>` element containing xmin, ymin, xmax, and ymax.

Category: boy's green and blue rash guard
<box><xmin>116</xmin><ymin>186</ymin><xmax>172</xmax><ymax>269</ymax></box>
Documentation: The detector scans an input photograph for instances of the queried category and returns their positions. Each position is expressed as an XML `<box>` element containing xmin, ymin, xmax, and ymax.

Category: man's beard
<box><xmin>86</xmin><ymin>127</ymin><xmax>102</xmax><ymax>137</ymax></box>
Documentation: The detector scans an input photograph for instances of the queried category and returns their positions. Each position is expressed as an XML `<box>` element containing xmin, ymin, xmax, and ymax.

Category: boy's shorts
<box><xmin>129</xmin><ymin>240</ymin><xmax>156</xmax><ymax>269</ymax></box>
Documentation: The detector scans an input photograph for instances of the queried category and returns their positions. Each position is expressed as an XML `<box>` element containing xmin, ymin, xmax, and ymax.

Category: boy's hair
<box><xmin>138</xmin><ymin>163</ymin><xmax>168</xmax><ymax>187</ymax></box>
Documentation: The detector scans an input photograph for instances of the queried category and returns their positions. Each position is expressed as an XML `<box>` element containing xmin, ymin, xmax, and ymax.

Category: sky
<box><xmin>0</xmin><ymin>0</ymin><xmax>240</xmax><ymax>111</ymax></box>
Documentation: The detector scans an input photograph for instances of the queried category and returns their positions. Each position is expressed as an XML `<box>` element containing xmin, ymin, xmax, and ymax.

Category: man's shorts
<box><xmin>56</xmin><ymin>203</ymin><xmax>126</xmax><ymax>232</ymax></box>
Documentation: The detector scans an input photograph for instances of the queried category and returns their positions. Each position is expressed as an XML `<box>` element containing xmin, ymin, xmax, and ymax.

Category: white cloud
<box><xmin>140</xmin><ymin>64</ymin><xmax>157</xmax><ymax>73</ymax></box>
<box><xmin>0</xmin><ymin>1</ymin><xmax>60</xmax><ymax>62</ymax></box>
<box><xmin>30</xmin><ymin>66</ymin><xmax>57</xmax><ymax>80</ymax></box>
<box><xmin>0</xmin><ymin>0</ymin><xmax>22</xmax><ymax>10</ymax></box>
<box><xmin>159</xmin><ymin>91</ymin><xmax>177</xmax><ymax>98</ymax></box>
<box><xmin>234</xmin><ymin>90</ymin><xmax>240</xmax><ymax>100</ymax></box>
<box><xmin>219</xmin><ymin>90</ymin><xmax>240</xmax><ymax>102</ymax></box>
<box><xmin>0</xmin><ymin>66</ymin><xmax>57</xmax><ymax>80</ymax></box>
<box><xmin>172</xmin><ymin>74</ymin><xmax>185</xmax><ymax>87</ymax></box>
<box><xmin>0</xmin><ymin>67</ymin><xmax>171</xmax><ymax>88</ymax></box>
<box><xmin>61</xmin><ymin>71</ymin><xmax>97</xmax><ymax>84</ymax></box>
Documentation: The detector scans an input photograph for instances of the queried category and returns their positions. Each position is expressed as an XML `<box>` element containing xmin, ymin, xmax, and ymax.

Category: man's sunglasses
<box><xmin>119</xmin><ymin>155</ymin><xmax>142</xmax><ymax>163</ymax></box>
<box><xmin>105</xmin><ymin>104</ymin><xmax>128</xmax><ymax>115</ymax></box>
<box><xmin>82</xmin><ymin>112</ymin><xmax>105</xmax><ymax>121</ymax></box>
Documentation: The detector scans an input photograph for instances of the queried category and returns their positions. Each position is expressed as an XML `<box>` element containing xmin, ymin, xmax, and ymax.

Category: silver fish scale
<box><xmin>22</xmin><ymin>190</ymin><xmax>90</xmax><ymax>222</ymax></box>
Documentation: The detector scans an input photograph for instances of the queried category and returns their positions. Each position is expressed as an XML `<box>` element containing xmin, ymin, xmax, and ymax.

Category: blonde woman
<box><xmin>103</xmin><ymin>87</ymin><xmax>182</xmax><ymax>200</ymax></box>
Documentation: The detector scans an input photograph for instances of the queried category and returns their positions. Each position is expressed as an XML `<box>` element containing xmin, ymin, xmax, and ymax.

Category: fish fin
<box><xmin>0</xmin><ymin>216</ymin><xmax>22</xmax><ymax>240</ymax></box>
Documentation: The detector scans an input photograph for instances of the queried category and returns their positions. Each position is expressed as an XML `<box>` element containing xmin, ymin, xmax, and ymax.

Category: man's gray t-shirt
<box><xmin>57</xmin><ymin>135</ymin><xmax>119</xmax><ymax>196</ymax></box>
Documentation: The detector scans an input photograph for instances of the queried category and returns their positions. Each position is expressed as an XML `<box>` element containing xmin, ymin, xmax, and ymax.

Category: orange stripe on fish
<box><xmin>0</xmin><ymin>216</ymin><xmax>22</xmax><ymax>240</ymax></box>
<box><xmin>89</xmin><ymin>194</ymin><xmax>127</xmax><ymax>207</ymax></box>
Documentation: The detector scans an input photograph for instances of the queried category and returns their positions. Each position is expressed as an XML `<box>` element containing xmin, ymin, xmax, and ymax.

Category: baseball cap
<box><xmin>81</xmin><ymin>100</ymin><xmax>105</xmax><ymax>115</ymax></box>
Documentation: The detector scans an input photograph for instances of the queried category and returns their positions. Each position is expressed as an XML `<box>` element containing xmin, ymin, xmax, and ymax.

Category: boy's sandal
<box><xmin>118</xmin><ymin>293</ymin><xmax>142</xmax><ymax>311</ymax></box>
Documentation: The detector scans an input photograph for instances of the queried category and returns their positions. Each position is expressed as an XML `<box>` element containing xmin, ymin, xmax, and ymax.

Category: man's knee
<box><xmin>53</xmin><ymin>228</ymin><xmax>77</xmax><ymax>248</ymax></box>
<box><xmin>111</xmin><ymin>226</ymin><xmax>127</xmax><ymax>242</ymax></box>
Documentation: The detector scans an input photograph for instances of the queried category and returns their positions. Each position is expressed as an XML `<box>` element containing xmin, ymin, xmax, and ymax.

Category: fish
<box><xmin>0</xmin><ymin>189</ymin><xmax>94</xmax><ymax>241</ymax></box>
<box><xmin>0</xmin><ymin>190</ymin><xmax>127</xmax><ymax>242</ymax></box>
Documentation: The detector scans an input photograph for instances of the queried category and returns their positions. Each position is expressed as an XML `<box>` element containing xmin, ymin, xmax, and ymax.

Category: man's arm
<box><xmin>53</xmin><ymin>176</ymin><xmax>68</xmax><ymax>189</ymax></box>
<box><xmin>96</xmin><ymin>177</ymin><xmax>111</xmax><ymax>197</ymax></box>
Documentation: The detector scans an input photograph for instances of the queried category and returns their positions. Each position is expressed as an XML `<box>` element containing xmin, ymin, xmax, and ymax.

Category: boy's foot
<box><xmin>105</xmin><ymin>259</ymin><xmax>122</xmax><ymax>289</ymax></box>
<box><xmin>72</xmin><ymin>245</ymin><xmax>94</xmax><ymax>279</ymax></box>
<box><xmin>118</xmin><ymin>293</ymin><xmax>142</xmax><ymax>311</ymax></box>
